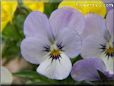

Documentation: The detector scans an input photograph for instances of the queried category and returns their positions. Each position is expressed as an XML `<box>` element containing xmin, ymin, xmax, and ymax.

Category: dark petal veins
<box><xmin>99</xmin><ymin>44</ymin><xmax>114</xmax><ymax>58</ymax></box>
<box><xmin>50</xmin><ymin>55</ymin><xmax>62</xmax><ymax>62</ymax></box>
<box><xmin>99</xmin><ymin>44</ymin><xmax>106</xmax><ymax>52</ymax></box>
<box><xmin>43</xmin><ymin>45</ymin><xmax>50</xmax><ymax>52</ymax></box>
<box><xmin>57</xmin><ymin>42</ymin><xmax>64</xmax><ymax>51</ymax></box>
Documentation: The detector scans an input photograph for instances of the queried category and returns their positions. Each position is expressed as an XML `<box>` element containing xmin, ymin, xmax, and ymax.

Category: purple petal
<box><xmin>21</xmin><ymin>36</ymin><xmax>50</xmax><ymax>64</ymax></box>
<box><xmin>49</xmin><ymin>7</ymin><xmax>85</xmax><ymax>36</ymax></box>
<box><xmin>71</xmin><ymin>58</ymin><xmax>106</xmax><ymax>81</ymax></box>
<box><xmin>104</xmin><ymin>72</ymin><xmax>114</xmax><ymax>80</ymax></box>
<box><xmin>81</xmin><ymin>34</ymin><xmax>106</xmax><ymax>59</ymax></box>
<box><xmin>56</xmin><ymin>27</ymin><xmax>81</xmax><ymax>58</ymax></box>
<box><xmin>106</xmin><ymin>9</ymin><xmax>114</xmax><ymax>36</ymax></box>
<box><xmin>24</xmin><ymin>11</ymin><xmax>53</xmax><ymax>40</ymax></box>
<box><xmin>82</xmin><ymin>14</ymin><xmax>106</xmax><ymax>39</ymax></box>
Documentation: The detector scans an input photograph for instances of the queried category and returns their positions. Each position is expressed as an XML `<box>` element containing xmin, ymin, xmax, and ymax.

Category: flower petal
<box><xmin>56</xmin><ymin>27</ymin><xmax>81</xmax><ymax>58</ymax></box>
<box><xmin>49</xmin><ymin>7</ymin><xmax>85</xmax><ymax>36</ymax></box>
<box><xmin>100</xmin><ymin>54</ymin><xmax>114</xmax><ymax>74</ymax></box>
<box><xmin>81</xmin><ymin>34</ymin><xmax>106</xmax><ymax>58</ymax></box>
<box><xmin>71</xmin><ymin>58</ymin><xmax>106</xmax><ymax>81</ymax></box>
<box><xmin>82</xmin><ymin>14</ymin><xmax>106</xmax><ymax>39</ymax></box>
<box><xmin>21</xmin><ymin>37</ymin><xmax>50</xmax><ymax>64</ymax></box>
<box><xmin>106</xmin><ymin>9</ymin><xmax>114</xmax><ymax>37</ymax></box>
<box><xmin>1</xmin><ymin>66</ymin><xmax>13</xmax><ymax>84</ymax></box>
<box><xmin>104</xmin><ymin>72</ymin><xmax>114</xmax><ymax>80</ymax></box>
<box><xmin>24</xmin><ymin>11</ymin><xmax>53</xmax><ymax>40</ymax></box>
<box><xmin>37</xmin><ymin>53</ymin><xmax>72</xmax><ymax>80</ymax></box>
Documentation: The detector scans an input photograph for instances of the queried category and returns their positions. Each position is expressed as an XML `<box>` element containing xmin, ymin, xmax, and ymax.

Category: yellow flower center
<box><xmin>105</xmin><ymin>47</ymin><xmax>114</xmax><ymax>55</ymax></box>
<box><xmin>50</xmin><ymin>49</ymin><xmax>61</xmax><ymax>60</ymax></box>
<box><xmin>100</xmin><ymin>42</ymin><xmax>114</xmax><ymax>57</ymax></box>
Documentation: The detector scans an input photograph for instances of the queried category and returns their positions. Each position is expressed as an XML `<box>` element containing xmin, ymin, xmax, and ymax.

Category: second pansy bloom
<box><xmin>21</xmin><ymin>7</ymin><xmax>85</xmax><ymax>80</ymax></box>
<box><xmin>81</xmin><ymin>9</ymin><xmax>114</xmax><ymax>74</ymax></box>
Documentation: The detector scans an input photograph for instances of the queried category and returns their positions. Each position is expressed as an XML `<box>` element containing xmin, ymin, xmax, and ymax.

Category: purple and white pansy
<box><xmin>71</xmin><ymin>9</ymin><xmax>114</xmax><ymax>81</ymax></box>
<box><xmin>21</xmin><ymin>7</ymin><xmax>85</xmax><ymax>80</ymax></box>
<box><xmin>81</xmin><ymin>9</ymin><xmax>114</xmax><ymax>74</ymax></box>
<box><xmin>21</xmin><ymin>6</ymin><xmax>113</xmax><ymax>81</ymax></box>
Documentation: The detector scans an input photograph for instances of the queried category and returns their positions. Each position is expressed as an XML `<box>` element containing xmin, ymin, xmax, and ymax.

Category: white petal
<box><xmin>100</xmin><ymin>54</ymin><xmax>114</xmax><ymax>74</ymax></box>
<box><xmin>37</xmin><ymin>53</ymin><xmax>72</xmax><ymax>80</ymax></box>
<box><xmin>81</xmin><ymin>34</ymin><xmax>106</xmax><ymax>58</ymax></box>
<box><xmin>21</xmin><ymin>37</ymin><xmax>50</xmax><ymax>64</ymax></box>
<box><xmin>1</xmin><ymin>66</ymin><xmax>13</xmax><ymax>85</ymax></box>
<box><xmin>82</xmin><ymin>14</ymin><xmax>106</xmax><ymax>39</ymax></box>
<box><xmin>24</xmin><ymin>11</ymin><xmax>53</xmax><ymax>40</ymax></box>
<box><xmin>49</xmin><ymin>7</ymin><xmax>85</xmax><ymax>36</ymax></box>
<box><xmin>56</xmin><ymin>27</ymin><xmax>81</xmax><ymax>58</ymax></box>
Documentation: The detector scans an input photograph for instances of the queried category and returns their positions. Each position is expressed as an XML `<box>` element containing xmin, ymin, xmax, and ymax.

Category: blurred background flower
<box><xmin>1</xmin><ymin>0</ymin><xmax>18</xmax><ymax>31</ymax></box>
<box><xmin>59</xmin><ymin>0</ymin><xmax>106</xmax><ymax>17</ymax></box>
<box><xmin>81</xmin><ymin>9</ymin><xmax>114</xmax><ymax>74</ymax></box>
<box><xmin>23</xmin><ymin>0</ymin><xmax>44</xmax><ymax>12</ymax></box>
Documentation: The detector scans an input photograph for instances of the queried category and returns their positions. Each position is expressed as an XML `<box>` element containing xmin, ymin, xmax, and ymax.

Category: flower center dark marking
<box><xmin>50</xmin><ymin>49</ymin><xmax>61</xmax><ymax>60</ymax></box>
<box><xmin>100</xmin><ymin>44</ymin><xmax>114</xmax><ymax>57</ymax></box>
<box><xmin>43</xmin><ymin>42</ymin><xmax>64</xmax><ymax>61</ymax></box>
<box><xmin>105</xmin><ymin>47</ymin><xmax>114</xmax><ymax>57</ymax></box>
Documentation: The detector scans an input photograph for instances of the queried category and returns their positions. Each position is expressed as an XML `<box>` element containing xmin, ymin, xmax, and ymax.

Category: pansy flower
<box><xmin>21</xmin><ymin>7</ymin><xmax>85</xmax><ymax>80</ymax></box>
<box><xmin>81</xmin><ymin>9</ymin><xmax>114</xmax><ymax>74</ymax></box>
<box><xmin>71</xmin><ymin>58</ymin><xmax>114</xmax><ymax>81</ymax></box>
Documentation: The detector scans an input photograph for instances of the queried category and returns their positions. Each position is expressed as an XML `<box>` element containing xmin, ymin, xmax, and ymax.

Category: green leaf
<box><xmin>71</xmin><ymin>55</ymin><xmax>83</xmax><ymax>64</ymax></box>
<box><xmin>2</xmin><ymin>4</ymin><xmax>28</xmax><ymax>60</ymax></box>
<box><xmin>44</xmin><ymin>2</ymin><xmax>60</xmax><ymax>17</ymax></box>
<box><xmin>14</xmin><ymin>70</ymin><xmax>58</xmax><ymax>84</ymax></box>
<box><xmin>14</xmin><ymin>70</ymin><xmax>89</xmax><ymax>85</ymax></box>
